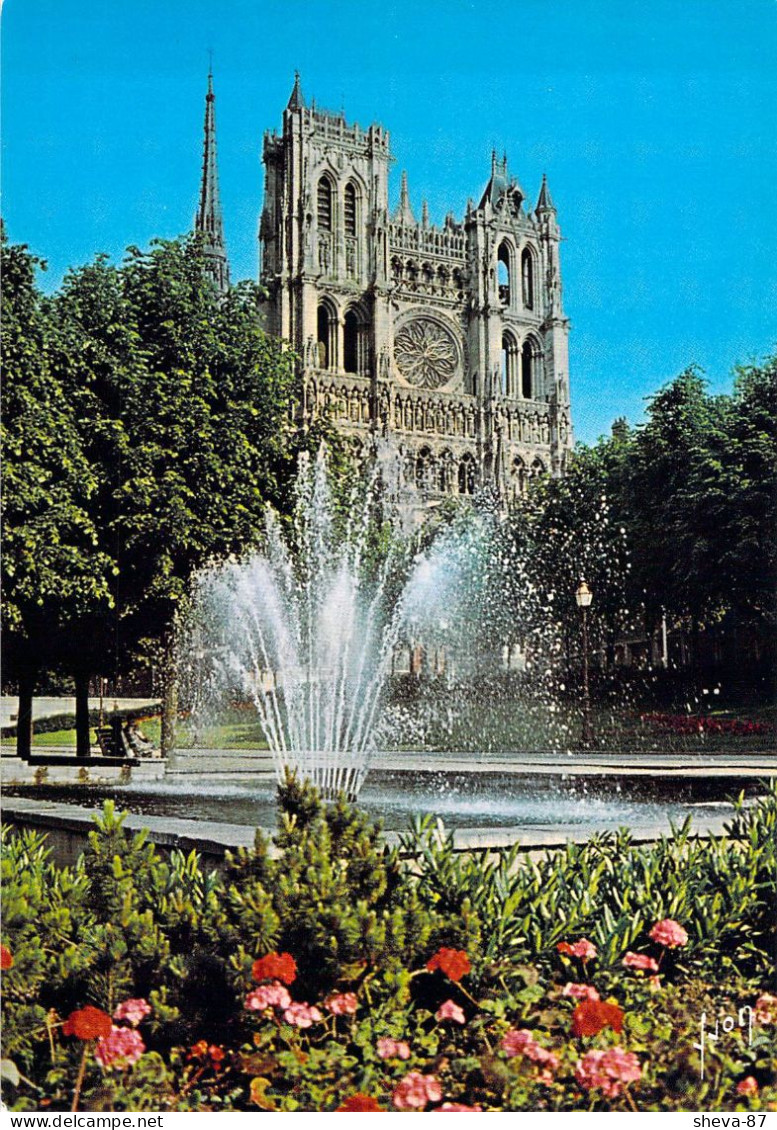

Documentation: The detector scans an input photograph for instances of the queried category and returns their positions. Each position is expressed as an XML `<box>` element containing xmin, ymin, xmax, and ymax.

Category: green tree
<box><xmin>48</xmin><ymin>236</ymin><xmax>298</xmax><ymax>752</ymax></box>
<box><xmin>717</xmin><ymin>359</ymin><xmax>777</xmax><ymax>636</ymax></box>
<box><xmin>0</xmin><ymin>234</ymin><xmax>113</xmax><ymax>757</ymax></box>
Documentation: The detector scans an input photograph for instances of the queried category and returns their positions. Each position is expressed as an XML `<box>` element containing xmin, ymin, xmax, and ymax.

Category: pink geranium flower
<box><xmin>575</xmin><ymin>1048</ymin><xmax>641</xmax><ymax>1098</ymax></box>
<box><xmin>94</xmin><ymin>1025</ymin><xmax>145</xmax><ymax>1070</ymax></box>
<box><xmin>392</xmin><ymin>1072</ymin><xmax>442</xmax><ymax>1110</ymax></box>
<box><xmin>435</xmin><ymin>999</ymin><xmax>466</xmax><ymax>1024</ymax></box>
<box><xmin>562</xmin><ymin>982</ymin><xmax>600</xmax><ymax>1000</ymax></box>
<box><xmin>649</xmin><ymin>919</ymin><xmax>688</xmax><ymax>948</ymax></box>
<box><xmin>325</xmin><ymin>992</ymin><xmax>358</xmax><ymax>1016</ymax></box>
<box><xmin>501</xmin><ymin>1029</ymin><xmax>558</xmax><ymax>1077</ymax></box>
<box><xmin>754</xmin><ymin>993</ymin><xmax>777</xmax><ymax>1025</ymax></box>
<box><xmin>245</xmin><ymin>981</ymin><xmax>292</xmax><ymax>1012</ymax></box>
<box><xmin>283</xmin><ymin>1001</ymin><xmax>322</xmax><ymax>1028</ymax></box>
<box><xmin>622</xmin><ymin>952</ymin><xmax>659</xmax><ymax>973</ymax></box>
<box><xmin>502</xmin><ymin>1028</ymin><xmax>534</xmax><ymax>1057</ymax></box>
<box><xmin>377</xmin><ymin>1036</ymin><xmax>411</xmax><ymax>1060</ymax></box>
<box><xmin>113</xmin><ymin>998</ymin><xmax>152</xmax><ymax>1027</ymax></box>
<box><xmin>558</xmin><ymin>939</ymin><xmax>598</xmax><ymax>961</ymax></box>
<box><xmin>736</xmin><ymin>1077</ymin><xmax>759</xmax><ymax>1095</ymax></box>
<box><xmin>433</xmin><ymin>1103</ymin><xmax>483</xmax><ymax>1112</ymax></box>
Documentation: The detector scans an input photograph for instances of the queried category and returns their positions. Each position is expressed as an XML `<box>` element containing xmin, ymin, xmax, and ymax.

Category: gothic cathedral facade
<box><xmin>255</xmin><ymin>77</ymin><xmax>574</xmax><ymax>500</ymax></box>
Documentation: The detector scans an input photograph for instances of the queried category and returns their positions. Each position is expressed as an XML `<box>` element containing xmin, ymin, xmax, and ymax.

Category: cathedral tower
<box><xmin>195</xmin><ymin>71</ymin><xmax>230</xmax><ymax>294</ymax></box>
<box><xmin>259</xmin><ymin>79</ymin><xmax>572</xmax><ymax>500</ymax></box>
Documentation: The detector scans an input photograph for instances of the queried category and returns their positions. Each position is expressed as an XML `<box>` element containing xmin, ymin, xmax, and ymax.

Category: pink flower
<box><xmin>501</xmin><ymin>1029</ymin><xmax>558</xmax><ymax>1076</ymax></box>
<box><xmin>325</xmin><ymin>992</ymin><xmax>358</xmax><ymax>1016</ymax></box>
<box><xmin>558</xmin><ymin>939</ymin><xmax>598</xmax><ymax>961</ymax></box>
<box><xmin>648</xmin><ymin>975</ymin><xmax>662</xmax><ymax>992</ymax></box>
<box><xmin>392</xmin><ymin>1072</ymin><xmax>443</xmax><ymax>1110</ymax></box>
<box><xmin>377</xmin><ymin>1037</ymin><xmax>411</xmax><ymax>1060</ymax></box>
<box><xmin>435</xmin><ymin>999</ymin><xmax>466</xmax><ymax>1024</ymax></box>
<box><xmin>736</xmin><ymin>1077</ymin><xmax>759</xmax><ymax>1096</ymax></box>
<box><xmin>754</xmin><ymin>993</ymin><xmax>777</xmax><ymax>1025</ymax></box>
<box><xmin>575</xmin><ymin>1048</ymin><xmax>641</xmax><ymax>1098</ymax></box>
<box><xmin>649</xmin><ymin>919</ymin><xmax>688</xmax><ymax>948</ymax></box>
<box><xmin>433</xmin><ymin>1103</ymin><xmax>483</xmax><ymax>1112</ymax></box>
<box><xmin>501</xmin><ymin>1028</ymin><xmax>535</xmax><ymax>1057</ymax></box>
<box><xmin>525</xmin><ymin>1044</ymin><xmax>559</xmax><ymax>1072</ymax></box>
<box><xmin>622</xmin><ymin>952</ymin><xmax>659</xmax><ymax>973</ymax></box>
<box><xmin>245</xmin><ymin>981</ymin><xmax>292</xmax><ymax>1012</ymax></box>
<box><xmin>283</xmin><ymin>1001</ymin><xmax>322</xmax><ymax>1028</ymax></box>
<box><xmin>562</xmin><ymin>982</ymin><xmax>601</xmax><ymax>1001</ymax></box>
<box><xmin>113</xmin><ymin>998</ymin><xmax>152</xmax><ymax>1027</ymax></box>
<box><xmin>94</xmin><ymin>1025</ymin><xmax>145</xmax><ymax>1070</ymax></box>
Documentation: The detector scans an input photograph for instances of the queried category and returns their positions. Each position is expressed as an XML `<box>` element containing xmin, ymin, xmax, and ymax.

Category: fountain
<box><xmin>183</xmin><ymin>450</ymin><xmax>452</xmax><ymax>800</ymax></box>
<box><xmin>5</xmin><ymin>449</ymin><xmax>769</xmax><ymax>859</ymax></box>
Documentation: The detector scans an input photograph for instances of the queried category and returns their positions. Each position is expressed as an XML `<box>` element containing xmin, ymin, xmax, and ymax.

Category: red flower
<box><xmin>557</xmin><ymin>939</ymin><xmax>597</xmax><ymax>961</ymax></box>
<box><xmin>62</xmin><ymin>1005</ymin><xmax>113</xmax><ymax>1040</ymax></box>
<box><xmin>571</xmin><ymin>999</ymin><xmax>624</xmax><ymax>1037</ymax></box>
<box><xmin>337</xmin><ymin>1094</ymin><xmax>382</xmax><ymax>1112</ymax></box>
<box><xmin>426</xmin><ymin>948</ymin><xmax>471</xmax><ymax>982</ymax></box>
<box><xmin>252</xmin><ymin>951</ymin><xmax>297</xmax><ymax>985</ymax></box>
<box><xmin>1</xmin><ymin>945</ymin><xmax>13</xmax><ymax>970</ymax></box>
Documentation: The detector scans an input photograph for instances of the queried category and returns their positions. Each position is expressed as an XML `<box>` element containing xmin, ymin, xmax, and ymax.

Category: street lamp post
<box><xmin>575</xmin><ymin>581</ymin><xmax>594</xmax><ymax>748</ymax></box>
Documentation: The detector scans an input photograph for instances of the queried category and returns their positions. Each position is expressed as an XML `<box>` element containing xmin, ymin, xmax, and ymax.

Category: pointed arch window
<box><xmin>521</xmin><ymin>247</ymin><xmax>534</xmax><ymax>309</ymax></box>
<box><xmin>498</xmin><ymin>242</ymin><xmax>512</xmax><ymax>305</ymax></box>
<box><xmin>458</xmin><ymin>453</ymin><xmax>476</xmax><ymax>495</ymax></box>
<box><xmin>317</xmin><ymin>177</ymin><xmax>333</xmax><ymax>232</ymax></box>
<box><xmin>501</xmin><ymin>331</ymin><xmax>518</xmax><ymax>397</ymax></box>
<box><xmin>344</xmin><ymin>182</ymin><xmax>357</xmax><ymax>237</ymax></box>
<box><xmin>317</xmin><ymin>302</ymin><xmax>337</xmax><ymax>370</ymax></box>
<box><xmin>521</xmin><ymin>338</ymin><xmax>540</xmax><ymax>399</ymax></box>
<box><xmin>416</xmin><ymin>447</ymin><xmax>434</xmax><ymax>493</ymax></box>
<box><xmin>511</xmin><ymin>457</ymin><xmax>527</xmax><ymax>498</ymax></box>
<box><xmin>343</xmin><ymin>306</ymin><xmax>369</xmax><ymax>375</ymax></box>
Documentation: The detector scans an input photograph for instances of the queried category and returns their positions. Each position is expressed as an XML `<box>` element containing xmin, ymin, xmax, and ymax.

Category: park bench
<box><xmin>95</xmin><ymin>724</ymin><xmax>132</xmax><ymax>759</ymax></box>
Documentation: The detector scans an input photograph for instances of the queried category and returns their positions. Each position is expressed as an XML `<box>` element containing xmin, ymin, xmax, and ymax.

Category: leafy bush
<box><xmin>1</xmin><ymin>779</ymin><xmax>775</xmax><ymax>1110</ymax></box>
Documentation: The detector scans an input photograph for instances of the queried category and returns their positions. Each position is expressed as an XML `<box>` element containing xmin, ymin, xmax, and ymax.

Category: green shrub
<box><xmin>1</xmin><ymin>779</ymin><xmax>775</xmax><ymax>1110</ymax></box>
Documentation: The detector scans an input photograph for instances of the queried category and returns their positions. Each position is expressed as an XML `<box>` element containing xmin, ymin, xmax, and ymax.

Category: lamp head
<box><xmin>575</xmin><ymin>581</ymin><xmax>593</xmax><ymax>608</ymax></box>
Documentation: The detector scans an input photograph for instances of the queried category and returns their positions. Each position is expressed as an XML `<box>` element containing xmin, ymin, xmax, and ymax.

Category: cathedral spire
<box><xmin>393</xmin><ymin>170</ymin><xmax>415</xmax><ymax>225</ymax></box>
<box><xmin>195</xmin><ymin>69</ymin><xmax>230</xmax><ymax>294</ymax></box>
<box><xmin>287</xmin><ymin>70</ymin><xmax>305</xmax><ymax>110</ymax></box>
<box><xmin>536</xmin><ymin>173</ymin><xmax>556</xmax><ymax>213</ymax></box>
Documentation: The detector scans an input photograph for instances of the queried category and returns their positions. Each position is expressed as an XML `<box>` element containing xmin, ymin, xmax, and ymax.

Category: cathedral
<box><xmin>197</xmin><ymin>74</ymin><xmax>574</xmax><ymax>503</ymax></box>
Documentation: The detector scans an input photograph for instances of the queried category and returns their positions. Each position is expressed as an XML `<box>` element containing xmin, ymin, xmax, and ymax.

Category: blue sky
<box><xmin>3</xmin><ymin>0</ymin><xmax>776</xmax><ymax>443</ymax></box>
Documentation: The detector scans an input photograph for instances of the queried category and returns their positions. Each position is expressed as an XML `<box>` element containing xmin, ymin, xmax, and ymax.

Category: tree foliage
<box><xmin>2</xmin><ymin>233</ymin><xmax>301</xmax><ymax>750</ymax></box>
<box><xmin>505</xmin><ymin>361</ymin><xmax>776</xmax><ymax>672</ymax></box>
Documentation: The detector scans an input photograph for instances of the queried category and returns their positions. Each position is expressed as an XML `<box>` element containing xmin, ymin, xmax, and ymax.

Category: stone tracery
<box><xmin>394</xmin><ymin>317</ymin><xmax>460</xmax><ymax>389</ymax></box>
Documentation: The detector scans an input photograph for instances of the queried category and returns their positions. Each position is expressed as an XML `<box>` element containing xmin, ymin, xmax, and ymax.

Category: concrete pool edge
<box><xmin>1</xmin><ymin>793</ymin><xmax>762</xmax><ymax>871</ymax></box>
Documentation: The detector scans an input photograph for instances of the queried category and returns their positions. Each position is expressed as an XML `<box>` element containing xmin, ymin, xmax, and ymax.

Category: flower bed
<box><xmin>639</xmin><ymin>712</ymin><xmax>772</xmax><ymax>738</ymax></box>
<box><xmin>1</xmin><ymin>777</ymin><xmax>775</xmax><ymax>1111</ymax></box>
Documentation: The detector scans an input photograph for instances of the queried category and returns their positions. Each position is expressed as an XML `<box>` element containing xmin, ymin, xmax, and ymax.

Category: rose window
<box><xmin>393</xmin><ymin>317</ymin><xmax>459</xmax><ymax>389</ymax></box>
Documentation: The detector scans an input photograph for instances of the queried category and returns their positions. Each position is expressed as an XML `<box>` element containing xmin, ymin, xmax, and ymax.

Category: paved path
<box><xmin>1</xmin><ymin>696</ymin><xmax>160</xmax><ymax>729</ymax></box>
<box><xmin>164</xmin><ymin>747</ymin><xmax>775</xmax><ymax>779</ymax></box>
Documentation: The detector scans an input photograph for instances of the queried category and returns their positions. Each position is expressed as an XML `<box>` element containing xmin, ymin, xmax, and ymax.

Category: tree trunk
<box><xmin>75</xmin><ymin>671</ymin><xmax>91</xmax><ymax>759</ymax></box>
<box><xmin>161</xmin><ymin>634</ymin><xmax>177</xmax><ymax>757</ymax></box>
<box><xmin>16</xmin><ymin>669</ymin><xmax>35</xmax><ymax>761</ymax></box>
